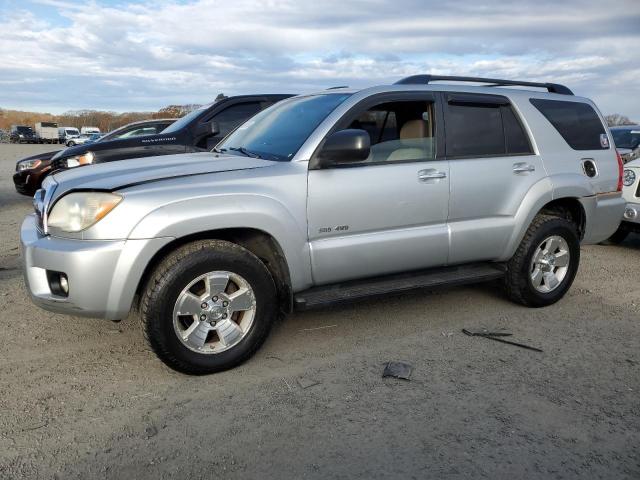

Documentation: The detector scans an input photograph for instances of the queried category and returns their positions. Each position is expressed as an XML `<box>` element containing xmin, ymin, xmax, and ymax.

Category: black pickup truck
<box><xmin>51</xmin><ymin>94</ymin><xmax>292</xmax><ymax>171</ymax></box>
<box><xmin>13</xmin><ymin>94</ymin><xmax>292</xmax><ymax>196</ymax></box>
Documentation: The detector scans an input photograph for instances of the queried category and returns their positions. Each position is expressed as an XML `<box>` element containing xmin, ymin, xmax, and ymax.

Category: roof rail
<box><xmin>326</xmin><ymin>85</ymin><xmax>349</xmax><ymax>90</ymax></box>
<box><xmin>394</xmin><ymin>75</ymin><xmax>574</xmax><ymax>95</ymax></box>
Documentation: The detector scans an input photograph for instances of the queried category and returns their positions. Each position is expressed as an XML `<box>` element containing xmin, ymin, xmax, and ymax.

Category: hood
<box><xmin>52</xmin><ymin>143</ymin><xmax>89</xmax><ymax>159</ymax></box>
<box><xmin>626</xmin><ymin>157</ymin><xmax>640</xmax><ymax>168</ymax></box>
<box><xmin>48</xmin><ymin>152</ymin><xmax>277</xmax><ymax>200</ymax></box>
<box><xmin>617</xmin><ymin>148</ymin><xmax>632</xmax><ymax>155</ymax></box>
<box><xmin>15</xmin><ymin>150</ymin><xmax>59</xmax><ymax>166</ymax></box>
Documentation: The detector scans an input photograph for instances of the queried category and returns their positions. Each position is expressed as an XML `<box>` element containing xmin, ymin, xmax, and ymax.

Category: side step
<box><xmin>294</xmin><ymin>263</ymin><xmax>505</xmax><ymax>310</ymax></box>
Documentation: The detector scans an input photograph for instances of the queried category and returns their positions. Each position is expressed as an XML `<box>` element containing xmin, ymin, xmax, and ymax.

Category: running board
<box><xmin>294</xmin><ymin>263</ymin><xmax>505</xmax><ymax>310</ymax></box>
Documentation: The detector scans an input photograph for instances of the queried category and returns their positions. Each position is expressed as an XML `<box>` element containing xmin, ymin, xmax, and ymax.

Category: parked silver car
<box><xmin>66</xmin><ymin>133</ymin><xmax>102</xmax><ymax>147</ymax></box>
<box><xmin>22</xmin><ymin>75</ymin><xmax>625</xmax><ymax>374</ymax></box>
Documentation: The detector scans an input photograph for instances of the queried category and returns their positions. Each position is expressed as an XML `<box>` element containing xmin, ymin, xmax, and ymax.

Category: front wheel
<box><xmin>141</xmin><ymin>240</ymin><xmax>278</xmax><ymax>374</ymax></box>
<box><xmin>505</xmin><ymin>214</ymin><xmax>580</xmax><ymax>308</ymax></box>
<box><xmin>67</xmin><ymin>141</ymin><xmax>75</xmax><ymax>146</ymax></box>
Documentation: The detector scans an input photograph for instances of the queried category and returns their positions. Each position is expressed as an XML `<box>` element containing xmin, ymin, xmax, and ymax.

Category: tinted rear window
<box><xmin>444</xmin><ymin>96</ymin><xmax>532</xmax><ymax>157</ymax></box>
<box><xmin>530</xmin><ymin>99</ymin><xmax>607</xmax><ymax>150</ymax></box>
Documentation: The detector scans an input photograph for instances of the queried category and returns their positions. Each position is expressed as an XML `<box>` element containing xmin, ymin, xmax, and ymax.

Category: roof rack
<box><xmin>394</xmin><ymin>75</ymin><xmax>574</xmax><ymax>96</ymax></box>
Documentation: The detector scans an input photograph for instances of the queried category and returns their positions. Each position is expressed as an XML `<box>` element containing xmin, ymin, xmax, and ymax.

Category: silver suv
<box><xmin>22</xmin><ymin>75</ymin><xmax>625</xmax><ymax>374</ymax></box>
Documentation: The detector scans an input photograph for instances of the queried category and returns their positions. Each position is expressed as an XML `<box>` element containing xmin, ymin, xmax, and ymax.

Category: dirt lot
<box><xmin>0</xmin><ymin>144</ymin><xmax>639</xmax><ymax>479</ymax></box>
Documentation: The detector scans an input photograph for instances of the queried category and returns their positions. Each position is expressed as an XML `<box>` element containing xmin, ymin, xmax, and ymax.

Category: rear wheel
<box><xmin>505</xmin><ymin>214</ymin><xmax>580</xmax><ymax>307</ymax></box>
<box><xmin>141</xmin><ymin>240</ymin><xmax>278</xmax><ymax>374</ymax></box>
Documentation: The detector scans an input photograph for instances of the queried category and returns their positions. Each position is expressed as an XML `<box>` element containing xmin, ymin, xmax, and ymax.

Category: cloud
<box><xmin>0</xmin><ymin>0</ymin><xmax>639</xmax><ymax>118</ymax></box>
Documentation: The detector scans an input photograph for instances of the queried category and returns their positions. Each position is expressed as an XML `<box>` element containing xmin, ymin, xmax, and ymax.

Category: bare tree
<box><xmin>605</xmin><ymin>114</ymin><xmax>637</xmax><ymax>127</ymax></box>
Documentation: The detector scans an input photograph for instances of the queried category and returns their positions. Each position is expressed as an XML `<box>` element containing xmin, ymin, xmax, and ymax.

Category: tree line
<box><xmin>0</xmin><ymin>104</ymin><xmax>202</xmax><ymax>133</ymax></box>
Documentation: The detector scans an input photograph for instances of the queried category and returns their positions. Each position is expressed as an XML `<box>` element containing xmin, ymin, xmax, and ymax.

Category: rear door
<box><xmin>444</xmin><ymin>92</ymin><xmax>545</xmax><ymax>264</ymax></box>
<box><xmin>307</xmin><ymin>92</ymin><xmax>450</xmax><ymax>285</ymax></box>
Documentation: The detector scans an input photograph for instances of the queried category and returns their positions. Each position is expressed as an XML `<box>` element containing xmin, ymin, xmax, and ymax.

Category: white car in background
<box><xmin>611</xmin><ymin>125</ymin><xmax>640</xmax><ymax>163</ymax></box>
<box><xmin>606</xmin><ymin>158</ymin><xmax>640</xmax><ymax>243</ymax></box>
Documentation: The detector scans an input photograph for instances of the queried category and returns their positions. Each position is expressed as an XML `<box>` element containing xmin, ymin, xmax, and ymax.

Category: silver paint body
<box><xmin>21</xmin><ymin>84</ymin><xmax>625</xmax><ymax>320</ymax></box>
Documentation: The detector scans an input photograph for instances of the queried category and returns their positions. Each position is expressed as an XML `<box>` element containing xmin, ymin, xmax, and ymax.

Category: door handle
<box><xmin>418</xmin><ymin>169</ymin><xmax>447</xmax><ymax>182</ymax></box>
<box><xmin>513</xmin><ymin>162</ymin><xmax>535</xmax><ymax>174</ymax></box>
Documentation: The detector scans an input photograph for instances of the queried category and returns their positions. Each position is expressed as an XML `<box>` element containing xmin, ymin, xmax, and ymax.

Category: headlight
<box><xmin>48</xmin><ymin>192</ymin><xmax>122</xmax><ymax>232</ymax></box>
<box><xmin>623</xmin><ymin>169</ymin><xmax>636</xmax><ymax>187</ymax></box>
<box><xmin>17</xmin><ymin>159</ymin><xmax>42</xmax><ymax>171</ymax></box>
<box><xmin>63</xmin><ymin>151</ymin><xmax>95</xmax><ymax>168</ymax></box>
<box><xmin>18</xmin><ymin>134</ymin><xmax>24</xmax><ymax>138</ymax></box>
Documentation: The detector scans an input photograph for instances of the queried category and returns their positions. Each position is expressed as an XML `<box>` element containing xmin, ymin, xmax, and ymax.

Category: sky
<box><xmin>0</xmin><ymin>0</ymin><xmax>639</xmax><ymax>119</ymax></box>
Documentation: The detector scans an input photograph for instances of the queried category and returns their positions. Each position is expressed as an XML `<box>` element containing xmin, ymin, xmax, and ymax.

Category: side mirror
<box><xmin>209</xmin><ymin>121</ymin><xmax>220</xmax><ymax>136</ymax></box>
<box><xmin>314</xmin><ymin>129</ymin><xmax>370</xmax><ymax>168</ymax></box>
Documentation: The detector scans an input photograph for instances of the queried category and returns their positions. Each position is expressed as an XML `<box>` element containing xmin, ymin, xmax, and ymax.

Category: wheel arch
<box><xmin>500</xmin><ymin>176</ymin><xmax>589</xmax><ymax>261</ymax></box>
<box><xmin>135</xmin><ymin>228</ymin><xmax>294</xmax><ymax>314</ymax></box>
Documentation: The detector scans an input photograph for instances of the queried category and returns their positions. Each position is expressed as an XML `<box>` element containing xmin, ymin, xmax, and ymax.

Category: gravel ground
<box><xmin>0</xmin><ymin>144</ymin><xmax>639</xmax><ymax>480</ymax></box>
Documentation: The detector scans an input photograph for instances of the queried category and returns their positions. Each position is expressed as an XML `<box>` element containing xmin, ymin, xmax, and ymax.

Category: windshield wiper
<box><xmin>229</xmin><ymin>147</ymin><xmax>263</xmax><ymax>159</ymax></box>
<box><xmin>212</xmin><ymin>147</ymin><xmax>226</xmax><ymax>154</ymax></box>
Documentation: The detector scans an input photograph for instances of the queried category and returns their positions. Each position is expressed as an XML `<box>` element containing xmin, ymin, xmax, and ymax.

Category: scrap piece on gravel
<box><xmin>298</xmin><ymin>377</ymin><xmax>321</xmax><ymax>389</ymax></box>
<box><xmin>462</xmin><ymin>328</ymin><xmax>543</xmax><ymax>353</ymax></box>
<box><xmin>383</xmin><ymin>361</ymin><xmax>413</xmax><ymax>380</ymax></box>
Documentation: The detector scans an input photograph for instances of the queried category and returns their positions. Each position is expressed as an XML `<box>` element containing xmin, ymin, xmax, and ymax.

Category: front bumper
<box><xmin>21</xmin><ymin>214</ymin><xmax>173</xmax><ymax>320</ymax></box>
<box><xmin>580</xmin><ymin>192</ymin><xmax>626</xmax><ymax>244</ymax></box>
<box><xmin>13</xmin><ymin>171</ymin><xmax>33</xmax><ymax>195</ymax></box>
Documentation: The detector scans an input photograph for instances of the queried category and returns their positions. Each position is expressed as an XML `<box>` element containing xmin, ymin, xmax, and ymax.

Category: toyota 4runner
<box><xmin>21</xmin><ymin>75</ymin><xmax>626</xmax><ymax>374</ymax></box>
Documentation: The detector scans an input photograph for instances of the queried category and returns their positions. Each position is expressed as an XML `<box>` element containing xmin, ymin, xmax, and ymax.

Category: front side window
<box><xmin>211</xmin><ymin>102</ymin><xmax>262</xmax><ymax>135</ymax></box>
<box><xmin>342</xmin><ymin>100</ymin><xmax>436</xmax><ymax>163</ymax></box>
<box><xmin>217</xmin><ymin>94</ymin><xmax>351</xmax><ymax>161</ymax></box>
<box><xmin>530</xmin><ymin>98</ymin><xmax>607</xmax><ymax>150</ymax></box>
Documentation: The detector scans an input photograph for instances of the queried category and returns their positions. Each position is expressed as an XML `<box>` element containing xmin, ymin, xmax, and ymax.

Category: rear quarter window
<box><xmin>530</xmin><ymin>98</ymin><xmax>607</xmax><ymax>150</ymax></box>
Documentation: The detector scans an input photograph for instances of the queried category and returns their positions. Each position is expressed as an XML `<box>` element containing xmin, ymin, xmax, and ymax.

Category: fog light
<box><xmin>46</xmin><ymin>270</ymin><xmax>69</xmax><ymax>297</ymax></box>
<box><xmin>59</xmin><ymin>274</ymin><xmax>69</xmax><ymax>294</ymax></box>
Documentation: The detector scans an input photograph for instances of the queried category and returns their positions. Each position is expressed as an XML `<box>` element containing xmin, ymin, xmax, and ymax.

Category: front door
<box><xmin>307</xmin><ymin>94</ymin><xmax>450</xmax><ymax>285</ymax></box>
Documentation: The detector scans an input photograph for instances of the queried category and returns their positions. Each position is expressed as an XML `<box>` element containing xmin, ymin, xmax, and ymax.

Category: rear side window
<box><xmin>530</xmin><ymin>99</ymin><xmax>607</xmax><ymax>150</ymax></box>
<box><xmin>444</xmin><ymin>95</ymin><xmax>533</xmax><ymax>157</ymax></box>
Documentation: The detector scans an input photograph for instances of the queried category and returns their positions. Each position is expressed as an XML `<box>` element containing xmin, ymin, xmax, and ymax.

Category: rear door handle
<box><xmin>418</xmin><ymin>169</ymin><xmax>447</xmax><ymax>182</ymax></box>
<box><xmin>513</xmin><ymin>162</ymin><xmax>535</xmax><ymax>174</ymax></box>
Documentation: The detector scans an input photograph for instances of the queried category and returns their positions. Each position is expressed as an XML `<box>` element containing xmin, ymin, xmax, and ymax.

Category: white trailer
<box><xmin>34</xmin><ymin>122</ymin><xmax>59</xmax><ymax>144</ymax></box>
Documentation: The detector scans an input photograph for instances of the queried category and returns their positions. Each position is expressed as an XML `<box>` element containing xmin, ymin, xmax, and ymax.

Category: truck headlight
<box><xmin>63</xmin><ymin>152</ymin><xmax>95</xmax><ymax>168</ymax></box>
<box><xmin>48</xmin><ymin>192</ymin><xmax>122</xmax><ymax>232</ymax></box>
<box><xmin>17</xmin><ymin>159</ymin><xmax>42</xmax><ymax>171</ymax></box>
<box><xmin>623</xmin><ymin>169</ymin><xmax>636</xmax><ymax>187</ymax></box>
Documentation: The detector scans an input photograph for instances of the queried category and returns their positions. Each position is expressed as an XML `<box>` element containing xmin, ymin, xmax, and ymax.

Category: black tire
<box><xmin>141</xmin><ymin>240</ymin><xmax>278</xmax><ymax>375</ymax></box>
<box><xmin>505</xmin><ymin>214</ymin><xmax>580</xmax><ymax>308</ymax></box>
<box><xmin>602</xmin><ymin>228</ymin><xmax>628</xmax><ymax>245</ymax></box>
<box><xmin>68</xmin><ymin>141</ymin><xmax>75</xmax><ymax>147</ymax></box>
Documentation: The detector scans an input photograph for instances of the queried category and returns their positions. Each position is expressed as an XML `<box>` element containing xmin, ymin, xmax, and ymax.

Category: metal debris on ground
<box><xmin>297</xmin><ymin>378</ymin><xmax>321</xmax><ymax>389</ymax></box>
<box><xmin>382</xmin><ymin>361</ymin><xmax>413</xmax><ymax>380</ymax></box>
<box><xmin>462</xmin><ymin>328</ymin><xmax>543</xmax><ymax>352</ymax></box>
<box><xmin>299</xmin><ymin>324</ymin><xmax>338</xmax><ymax>332</ymax></box>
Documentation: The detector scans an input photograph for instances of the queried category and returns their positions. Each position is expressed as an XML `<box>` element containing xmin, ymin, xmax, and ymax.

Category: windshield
<box><xmin>17</xmin><ymin>126</ymin><xmax>33</xmax><ymax>133</ymax></box>
<box><xmin>612</xmin><ymin>128</ymin><xmax>640</xmax><ymax>150</ymax></box>
<box><xmin>65</xmin><ymin>129</ymin><xmax>79</xmax><ymax>135</ymax></box>
<box><xmin>161</xmin><ymin>105</ymin><xmax>210</xmax><ymax>134</ymax></box>
<box><xmin>217</xmin><ymin>93</ymin><xmax>351</xmax><ymax>161</ymax></box>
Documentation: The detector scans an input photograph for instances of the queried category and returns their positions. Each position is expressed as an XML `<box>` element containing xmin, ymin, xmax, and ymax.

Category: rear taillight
<box><xmin>617</xmin><ymin>150</ymin><xmax>624</xmax><ymax>191</ymax></box>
